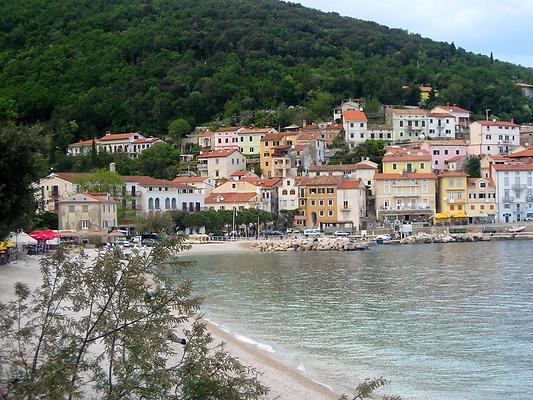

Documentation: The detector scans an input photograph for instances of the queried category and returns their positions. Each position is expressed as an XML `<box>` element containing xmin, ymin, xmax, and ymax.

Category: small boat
<box><xmin>375</xmin><ymin>234</ymin><xmax>391</xmax><ymax>244</ymax></box>
<box><xmin>506</xmin><ymin>225</ymin><xmax>526</xmax><ymax>233</ymax></box>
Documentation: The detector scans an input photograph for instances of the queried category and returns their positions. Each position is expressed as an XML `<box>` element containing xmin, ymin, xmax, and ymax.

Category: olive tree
<box><xmin>0</xmin><ymin>237</ymin><xmax>268</xmax><ymax>399</ymax></box>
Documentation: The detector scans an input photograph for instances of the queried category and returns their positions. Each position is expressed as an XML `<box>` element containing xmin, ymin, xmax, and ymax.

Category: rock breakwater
<box><xmin>400</xmin><ymin>232</ymin><xmax>487</xmax><ymax>244</ymax></box>
<box><xmin>251</xmin><ymin>238</ymin><xmax>370</xmax><ymax>252</ymax></box>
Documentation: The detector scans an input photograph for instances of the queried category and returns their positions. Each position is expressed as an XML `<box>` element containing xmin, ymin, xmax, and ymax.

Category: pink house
<box><xmin>419</xmin><ymin>140</ymin><xmax>468</xmax><ymax>171</ymax></box>
<box><xmin>213</xmin><ymin>126</ymin><xmax>244</xmax><ymax>151</ymax></box>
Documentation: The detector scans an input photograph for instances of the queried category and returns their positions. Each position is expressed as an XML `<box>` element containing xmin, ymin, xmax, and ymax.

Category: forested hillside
<box><xmin>1</xmin><ymin>0</ymin><xmax>533</xmax><ymax>145</ymax></box>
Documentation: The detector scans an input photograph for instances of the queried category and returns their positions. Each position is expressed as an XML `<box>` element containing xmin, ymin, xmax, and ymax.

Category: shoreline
<box><xmin>204</xmin><ymin>318</ymin><xmax>340</xmax><ymax>400</ymax></box>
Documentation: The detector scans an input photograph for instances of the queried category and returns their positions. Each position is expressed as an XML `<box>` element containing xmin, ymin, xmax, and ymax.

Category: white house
<box><xmin>196</xmin><ymin>149</ymin><xmax>246</xmax><ymax>179</ymax></box>
<box><xmin>343</xmin><ymin>109</ymin><xmax>368</xmax><ymax>147</ymax></box>
<box><xmin>468</xmin><ymin>121</ymin><xmax>520</xmax><ymax>156</ymax></box>
<box><xmin>493</xmin><ymin>163</ymin><xmax>533</xmax><ymax>223</ymax></box>
<box><xmin>67</xmin><ymin>132</ymin><xmax>164</xmax><ymax>158</ymax></box>
<box><xmin>427</xmin><ymin>113</ymin><xmax>456</xmax><ymax>139</ymax></box>
<box><xmin>278</xmin><ymin>177</ymin><xmax>299</xmax><ymax>211</ymax></box>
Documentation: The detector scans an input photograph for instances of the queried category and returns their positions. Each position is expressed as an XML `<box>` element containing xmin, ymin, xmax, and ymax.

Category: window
<box><xmin>399</xmin><ymin>120</ymin><xmax>404</xmax><ymax>127</ymax></box>
<box><xmin>392</xmin><ymin>163</ymin><xmax>397</xmax><ymax>170</ymax></box>
<box><xmin>81</xmin><ymin>220</ymin><xmax>89</xmax><ymax>229</ymax></box>
<box><xmin>82</xmin><ymin>205</ymin><xmax>88</xmax><ymax>212</ymax></box>
<box><xmin>328</xmin><ymin>200</ymin><xmax>333</xmax><ymax>206</ymax></box>
<box><xmin>456</xmin><ymin>149</ymin><xmax>460</xmax><ymax>155</ymax></box>
<box><xmin>155</xmin><ymin>198</ymin><xmax>160</xmax><ymax>209</ymax></box>
<box><xmin>449</xmin><ymin>179</ymin><xmax>455</xmax><ymax>187</ymax></box>
<box><xmin>480</xmin><ymin>182</ymin><xmax>486</xmax><ymax>188</ymax></box>
<box><xmin>68</xmin><ymin>205</ymin><xmax>75</xmax><ymax>212</ymax></box>
<box><xmin>420</xmin><ymin>162</ymin><xmax>425</xmax><ymax>170</ymax></box>
<box><xmin>433</xmin><ymin>150</ymin><xmax>440</xmax><ymax>155</ymax></box>
<box><xmin>343</xmin><ymin>201</ymin><xmax>349</xmax><ymax>209</ymax></box>
<box><xmin>444</xmin><ymin>149</ymin><xmax>449</xmax><ymax>155</ymax></box>
<box><xmin>319</xmin><ymin>200</ymin><xmax>324</xmax><ymax>206</ymax></box>
<box><xmin>327</xmin><ymin>188</ymin><xmax>334</xmax><ymax>194</ymax></box>
<box><xmin>311</xmin><ymin>200</ymin><xmax>316</xmax><ymax>206</ymax></box>
<box><xmin>328</xmin><ymin>210</ymin><xmax>334</xmax><ymax>216</ymax></box>
<box><xmin>319</xmin><ymin>210</ymin><xmax>324</xmax><ymax>216</ymax></box>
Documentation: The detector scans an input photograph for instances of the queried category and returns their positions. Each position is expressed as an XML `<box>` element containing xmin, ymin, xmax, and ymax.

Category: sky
<box><xmin>295</xmin><ymin>0</ymin><xmax>533</xmax><ymax>67</ymax></box>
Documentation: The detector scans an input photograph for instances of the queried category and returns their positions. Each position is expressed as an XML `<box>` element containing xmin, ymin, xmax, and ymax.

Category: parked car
<box><xmin>141</xmin><ymin>238</ymin><xmax>156</xmax><ymax>247</ymax></box>
<box><xmin>333</xmin><ymin>231</ymin><xmax>349</xmax><ymax>237</ymax></box>
<box><xmin>482</xmin><ymin>226</ymin><xmax>497</xmax><ymax>233</ymax></box>
<box><xmin>285</xmin><ymin>228</ymin><xmax>295</xmax><ymax>234</ymax></box>
<box><xmin>118</xmin><ymin>239</ymin><xmax>131</xmax><ymax>247</ymax></box>
<box><xmin>525</xmin><ymin>216</ymin><xmax>533</xmax><ymax>222</ymax></box>
<box><xmin>303</xmin><ymin>228</ymin><xmax>320</xmax><ymax>238</ymax></box>
<box><xmin>264</xmin><ymin>230</ymin><xmax>284</xmax><ymax>237</ymax></box>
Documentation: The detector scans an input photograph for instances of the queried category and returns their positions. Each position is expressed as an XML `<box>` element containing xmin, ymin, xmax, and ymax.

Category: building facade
<box><xmin>419</xmin><ymin>140</ymin><xmax>468</xmax><ymax>172</ymax></box>
<box><xmin>466</xmin><ymin>177</ymin><xmax>497</xmax><ymax>224</ymax></box>
<box><xmin>493</xmin><ymin>163</ymin><xmax>533</xmax><ymax>223</ymax></box>
<box><xmin>58</xmin><ymin>193</ymin><xmax>117</xmax><ymax>232</ymax></box>
<box><xmin>197</xmin><ymin>149</ymin><xmax>246</xmax><ymax>179</ymax></box>
<box><xmin>468</xmin><ymin>121</ymin><xmax>521</xmax><ymax>156</ymax></box>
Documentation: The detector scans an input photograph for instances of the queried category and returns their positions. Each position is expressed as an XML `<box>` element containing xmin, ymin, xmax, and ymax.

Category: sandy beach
<box><xmin>0</xmin><ymin>247</ymin><xmax>340</xmax><ymax>400</ymax></box>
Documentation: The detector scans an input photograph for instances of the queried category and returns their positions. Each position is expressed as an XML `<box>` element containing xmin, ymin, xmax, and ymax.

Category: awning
<box><xmin>435</xmin><ymin>212</ymin><xmax>451</xmax><ymax>219</ymax></box>
<box><xmin>7</xmin><ymin>232</ymin><xmax>38</xmax><ymax>245</ymax></box>
<box><xmin>58</xmin><ymin>231</ymin><xmax>80</xmax><ymax>238</ymax></box>
<box><xmin>452</xmin><ymin>211</ymin><xmax>468</xmax><ymax>218</ymax></box>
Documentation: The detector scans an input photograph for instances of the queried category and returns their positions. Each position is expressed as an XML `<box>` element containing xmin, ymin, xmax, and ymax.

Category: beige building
<box><xmin>58</xmin><ymin>193</ymin><xmax>117</xmax><ymax>232</ymax></box>
<box><xmin>468</xmin><ymin>120</ymin><xmax>520</xmax><ymax>156</ymax></box>
<box><xmin>196</xmin><ymin>149</ymin><xmax>246</xmax><ymax>179</ymax></box>
<box><xmin>38</xmin><ymin>172</ymin><xmax>84</xmax><ymax>212</ymax></box>
<box><xmin>467</xmin><ymin>177</ymin><xmax>497</xmax><ymax>224</ymax></box>
<box><xmin>278</xmin><ymin>177</ymin><xmax>299</xmax><ymax>211</ymax></box>
<box><xmin>374</xmin><ymin>172</ymin><xmax>437</xmax><ymax>223</ymax></box>
<box><xmin>308</xmin><ymin>160</ymin><xmax>378</xmax><ymax>195</ymax></box>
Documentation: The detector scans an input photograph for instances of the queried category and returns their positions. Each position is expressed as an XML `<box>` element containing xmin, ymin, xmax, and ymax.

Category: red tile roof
<box><xmin>133</xmin><ymin>137</ymin><xmax>162</xmax><ymax>144</ymax></box>
<box><xmin>419</xmin><ymin>86</ymin><xmax>432</xmax><ymax>92</ymax></box>
<box><xmin>493</xmin><ymin>163</ymin><xmax>533</xmax><ymax>171</ymax></box>
<box><xmin>392</xmin><ymin>108</ymin><xmax>427</xmax><ymax>116</ymax></box>
<box><xmin>354</xmin><ymin>161</ymin><xmax>379</xmax><ymax>170</ymax></box>
<box><xmin>435</xmin><ymin>105</ymin><xmax>470</xmax><ymax>114</ymax></box>
<box><xmin>99</xmin><ymin>133</ymin><xmax>138</xmax><ymax>142</ymax></box>
<box><xmin>241</xmin><ymin>177</ymin><xmax>281</xmax><ymax>188</ymax></box>
<box><xmin>52</xmin><ymin>172</ymin><xmax>86</xmax><ymax>182</ymax></box>
<box><xmin>293</xmin><ymin>144</ymin><xmax>309</xmax><ymax>152</ymax></box>
<box><xmin>215</xmin><ymin>126</ymin><xmax>243</xmax><ymax>133</ymax></box>
<box><xmin>197</xmin><ymin>149</ymin><xmax>240</xmax><ymax>158</ymax></box>
<box><xmin>172</xmin><ymin>177</ymin><xmax>211</xmax><ymax>184</ymax></box>
<box><xmin>474</xmin><ymin>120</ymin><xmax>518</xmax><ymax>128</ymax></box>
<box><xmin>239</xmin><ymin>127</ymin><xmax>276</xmax><ymax>134</ymax></box>
<box><xmin>507</xmin><ymin>146</ymin><xmax>533</xmax><ymax>158</ymax></box>
<box><xmin>62</xmin><ymin>192</ymin><xmax>116</xmax><ymax>203</ymax></box>
<box><xmin>309</xmin><ymin>164</ymin><xmax>360</xmax><ymax>172</ymax></box>
<box><xmin>467</xmin><ymin>177</ymin><xmax>495</xmax><ymax>187</ymax></box>
<box><xmin>343</xmin><ymin>109</ymin><xmax>367</xmax><ymax>121</ymax></box>
<box><xmin>261</xmin><ymin>133</ymin><xmax>290</xmax><ymax>142</ymax></box>
<box><xmin>298</xmin><ymin>176</ymin><xmax>342</xmax><ymax>186</ymax></box>
<box><xmin>296</xmin><ymin>132</ymin><xmax>321</xmax><ymax>141</ymax></box>
<box><xmin>375</xmin><ymin>173</ymin><xmax>437</xmax><ymax>180</ymax></box>
<box><xmin>446</xmin><ymin>155</ymin><xmax>467</xmax><ymax>163</ymax></box>
<box><xmin>205</xmin><ymin>192</ymin><xmax>258</xmax><ymax>204</ymax></box>
<box><xmin>230</xmin><ymin>170</ymin><xmax>248</xmax><ymax>177</ymax></box>
<box><xmin>69</xmin><ymin>139</ymin><xmax>96</xmax><ymax>147</ymax></box>
<box><xmin>368</xmin><ymin>124</ymin><xmax>392</xmax><ymax>130</ymax></box>
<box><xmin>337</xmin><ymin>180</ymin><xmax>362</xmax><ymax>189</ymax></box>
<box><xmin>428</xmin><ymin>112</ymin><xmax>455</xmax><ymax>118</ymax></box>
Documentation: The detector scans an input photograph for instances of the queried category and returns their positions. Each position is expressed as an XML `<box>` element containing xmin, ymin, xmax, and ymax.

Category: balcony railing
<box><xmin>502</xmin><ymin>196</ymin><xmax>515</xmax><ymax>202</ymax></box>
<box><xmin>445</xmin><ymin>199</ymin><xmax>466</xmax><ymax>204</ymax></box>
<box><xmin>381</xmin><ymin>204</ymin><xmax>431</xmax><ymax>211</ymax></box>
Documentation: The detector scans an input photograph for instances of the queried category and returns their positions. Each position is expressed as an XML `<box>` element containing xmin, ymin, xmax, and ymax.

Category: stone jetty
<box><xmin>399</xmin><ymin>232</ymin><xmax>487</xmax><ymax>244</ymax></box>
<box><xmin>251</xmin><ymin>238</ymin><xmax>370</xmax><ymax>252</ymax></box>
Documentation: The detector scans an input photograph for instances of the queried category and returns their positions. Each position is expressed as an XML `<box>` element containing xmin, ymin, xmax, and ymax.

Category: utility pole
<box><xmin>485</xmin><ymin>108</ymin><xmax>491</xmax><ymax>121</ymax></box>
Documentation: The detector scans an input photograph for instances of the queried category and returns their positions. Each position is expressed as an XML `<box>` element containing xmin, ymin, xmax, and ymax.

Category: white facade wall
<box><xmin>392</xmin><ymin>113</ymin><xmax>428</xmax><ymax>142</ymax></box>
<box><xmin>469</xmin><ymin>123</ymin><xmax>521</xmax><ymax>156</ymax></box>
<box><xmin>427</xmin><ymin>116</ymin><xmax>456</xmax><ymax>139</ymax></box>
<box><xmin>344</xmin><ymin>119</ymin><xmax>368</xmax><ymax>148</ymax></box>
<box><xmin>494</xmin><ymin>168</ymin><xmax>533</xmax><ymax>223</ymax></box>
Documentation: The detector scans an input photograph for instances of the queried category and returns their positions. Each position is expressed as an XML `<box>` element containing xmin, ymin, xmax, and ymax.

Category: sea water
<box><xmin>183</xmin><ymin>241</ymin><xmax>533</xmax><ymax>400</ymax></box>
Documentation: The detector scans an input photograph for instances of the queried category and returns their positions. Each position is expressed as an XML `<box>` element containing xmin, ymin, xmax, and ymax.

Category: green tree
<box><xmin>340</xmin><ymin>377</ymin><xmax>401</xmax><ymax>400</ymax></box>
<box><xmin>330</xmin><ymin>140</ymin><xmax>385</xmax><ymax>168</ymax></box>
<box><xmin>74</xmin><ymin>168</ymin><xmax>125</xmax><ymax>197</ymax></box>
<box><xmin>136</xmin><ymin>142</ymin><xmax>181</xmax><ymax>179</ymax></box>
<box><xmin>465</xmin><ymin>156</ymin><xmax>481</xmax><ymax>178</ymax></box>
<box><xmin>0</xmin><ymin>125</ymin><xmax>47</xmax><ymax>240</ymax></box>
<box><xmin>168</xmin><ymin>118</ymin><xmax>192</xmax><ymax>145</ymax></box>
<box><xmin>0</xmin><ymin>238</ymin><xmax>268</xmax><ymax>399</ymax></box>
<box><xmin>136</xmin><ymin>211</ymin><xmax>175</xmax><ymax>234</ymax></box>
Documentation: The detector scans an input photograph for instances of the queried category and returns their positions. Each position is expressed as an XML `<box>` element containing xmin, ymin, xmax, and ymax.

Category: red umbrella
<box><xmin>41</xmin><ymin>229</ymin><xmax>60</xmax><ymax>240</ymax></box>
<box><xmin>29</xmin><ymin>231</ymin><xmax>47</xmax><ymax>241</ymax></box>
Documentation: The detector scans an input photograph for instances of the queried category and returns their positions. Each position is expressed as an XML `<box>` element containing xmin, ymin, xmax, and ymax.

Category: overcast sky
<box><xmin>295</xmin><ymin>0</ymin><xmax>533</xmax><ymax>67</ymax></box>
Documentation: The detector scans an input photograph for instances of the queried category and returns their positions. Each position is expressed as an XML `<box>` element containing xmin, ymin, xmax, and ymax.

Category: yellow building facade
<box><xmin>436</xmin><ymin>171</ymin><xmax>468</xmax><ymax>222</ymax></box>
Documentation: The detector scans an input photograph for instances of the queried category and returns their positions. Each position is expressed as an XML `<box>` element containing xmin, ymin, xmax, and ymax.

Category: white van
<box><xmin>303</xmin><ymin>228</ymin><xmax>320</xmax><ymax>238</ymax></box>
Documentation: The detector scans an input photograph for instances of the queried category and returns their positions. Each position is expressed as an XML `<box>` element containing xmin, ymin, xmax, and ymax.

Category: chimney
<box><xmin>109</xmin><ymin>162</ymin><xmax>116</xmax><ymax>172</ymax></box>
<box><xmin>302</xmin><ymin>119</ymin><xmax>307</xmax><ymax>127</ymax></box>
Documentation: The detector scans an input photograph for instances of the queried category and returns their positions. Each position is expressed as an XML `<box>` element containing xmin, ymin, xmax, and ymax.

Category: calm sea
<box><xmin>183</xmin><ymin>241</ymin><xmax>533</xmax><ymax>400</ymax></box>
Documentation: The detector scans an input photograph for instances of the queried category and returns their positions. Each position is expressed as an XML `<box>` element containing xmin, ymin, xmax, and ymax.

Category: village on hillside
<box><xmin>36</xmin><ymin>95</ymin><xmax>533</xmax><ymax>241</ymax></box>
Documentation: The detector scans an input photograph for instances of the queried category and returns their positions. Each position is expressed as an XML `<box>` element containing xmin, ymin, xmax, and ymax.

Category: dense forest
<box><xmin>1</xmin><ymin>0</ymin><xmax>533</xmax><ymax>149</ymax></box>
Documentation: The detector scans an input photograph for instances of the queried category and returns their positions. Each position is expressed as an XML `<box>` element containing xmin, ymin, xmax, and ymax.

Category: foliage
<box><xmin>465</xmin><ymin>156</ymin><xmax>481</xmax><ymax>178</ymax></box>
<box><xmin>74</xmin><ymin>168</ymin><xmax>125</xmax><ymax>196</ymax></box>
<box><xmin>1</xmin><ymin>0</ymin><xmax>532</xmax><ymax>155</ymax></box>
<box><xmin>134</xmin><ymin>142</ymin><xmax>181</xmax><ymax>179</ymax></box>
<box><xmin>136</xmin><ymin>211</ymin><xmax>175</xmax><ymax>234</ymax></box>
<box><xmin>168</xmin><ymin>118</ymin><xmax>192</xmax><ymax>145</ymax></box>
<box><xmin>0</xmin><ymin>238</ymin><xmax>268</xmax><ymax>399</ymax></box>
<box><xmin>0</xmin><ymin>125</ymin><xmax>47</xmax><ymax>240</ymax></box>
<box><xmin>330</xmin><ymin>139</ymin><xmax>386</xmax><ymax>167</ymax></box>
<box><xmin>179</xmin><ymin>209</ymin><xmax>273</xmax><ymax>233</ymax></box>
<box><xmin>32</xmin><ymin>211</ymin><xmax>59</xmax><ymax>230</ymax></box>
<box><xmin>339</xmin><ymin>377</ymin><xmax>401</xmax><ymax>400</ymax></box>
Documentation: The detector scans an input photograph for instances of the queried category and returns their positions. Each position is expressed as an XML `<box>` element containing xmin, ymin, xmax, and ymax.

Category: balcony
<box><xmin>512</xmin><ymin>184</ymin><xmax>526</xmax><ymax>191</ymax></box>
<box><xmin>526</xmin><ymin>195</ymin><xmax>533</xmax><ymax>202</ymax></box>
<box><xmin>502</xmin><ymin>196</ymin><xmax>515</xmax><ymax>203</ymax></box>
<box><xmin>445</xmin><ymin>199</ymin><xmax>466</xmax><ymax>204</ymax></box>
<box><xmin>197</xmin><ymin>163</ymin><xmax>208</xmax><ymax>171</ymax></box>
<box><xmin>381</xmin><ymin>204</ymin><xmax>432</xmax><ymax>213</ymax></box>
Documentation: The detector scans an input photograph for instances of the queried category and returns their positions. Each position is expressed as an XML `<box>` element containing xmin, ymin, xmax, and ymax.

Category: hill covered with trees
<box><xmin>1</xmin><ymin>0</ymin><xmax>533</xmax><ymax>147</ymax></box>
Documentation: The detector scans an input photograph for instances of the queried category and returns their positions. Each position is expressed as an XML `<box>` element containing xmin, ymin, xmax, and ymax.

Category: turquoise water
<box><xmin>183</xmin><ymin>241</ymin><xmax>533</xmax><ymax>400</ymax></box>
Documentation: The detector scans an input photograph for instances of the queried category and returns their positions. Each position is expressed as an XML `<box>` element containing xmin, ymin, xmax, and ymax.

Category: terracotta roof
<box><xmin>293</xmin><ymin>144</ymin><xmax>309</xmax><ymax>152</ymax></box>
<box><xmin>438</xmin><ymin>171</ymin><xmax>469</xmax><ymax>177</ymax></box>
<box><xmin>52</xmin><ymin>172</ymin><xmax>86</xmax><ymax>183</ymax></box>
<box><xmin>493</xmin><ymin>163</ymin><xmax>533</xmax><ymax>171</ymax></box>
<box><xmin>205</xmin><ymin>192</ymin><xmax>258</xmax><ymax>204</ymax></box>
<box><xmin>239</xmin><ymin>127</ymin><xmax>276</xmax><ymax>134</ymax></box>
<box><xmin>197</xmin><ymin>149</ymin><xmax>240</xmax><ymax>158</ymax></box>
<box><xmin>308</xmin><ymin>164</ymin><xmax>360</xmax><ymax>172</ymax></box>
<box><xmin>428</xmin><ymin>112</ymin><xmax>455</xmax><ymax>118</ymax></box>
<box><xmin>375</xmin><ymin>173</ymin><xmax>437</xmax><ymax>180</ymax></box>
<box><xmin>507</xmin><ymin>146</ymin><xmax>533</xmax><ymax>158</ymax></box>
<box><xmin>133</xmin><ymin>137</ymin><xmax>161</xmax><ymax>144</ymax></box>
<box><xmin>337</xmin><ymin>180</ymin><xmax>361</xmax><ymax>189</ymax></box>
<box><xmin>425</xmin><ymin>139</ymin><xmax>467</xmax><ymax>146</ymax></box>
<box><xmin>296</xmin><ymin>132</ymin><xmax>321</xmax><ymax>141</ymax></box>
<box><xmin>419</xmin><ymin>86</ymin><xmax>432</xmax><ymax>92</ymax></box>
<box><xmin>261</xmin><ymin>133</ymin><xmax>290</xmax><ymax>142</ymax></box>
<box><xmin>447</xmin><ymin>155</ymin><xmax>467</xmax><ymax>162</ymax></box>
<box><xmin>392</xmin><ymin>108</ymin><xmax>427</xmax><ymax>116</ymax></box>
<box><xmin>467</xmin><ymin>177</ymin><xmax>495</xmax><ymax>187</ymax></box>
<box><xmin>241</xmin><ymin>177</ymin><xmax>281</xmax><ymax>188</ymax></box>
<box><xmin>197</xmin><ymin>131</ymin><xmax>215</xmax><ymax>137</ymax></box>
<box><xmin>343</xmin><ymin>110</ymin><xmax>367</xmax><ymax>121</ymax></box>
<box><xmin>354</xmin><ymin>161</ymin><xmax>379</xmax><ymax>170</ymax></box>
<box><xmin>298</xmin><ymin>176</ymin><xmax>342</xmax><ymax>186</ymax></box>
<box><xmin>172</xmin><ymin>177</ymin><xmax>211</xmax><ymax>184</ymax></box>
<box><xmin>215</xmin><ymin>126</ymin><xmax>243</xmax><ymax>133</ymax></box>
<box><xmin>121</xmin><ymin>175</ymin><xmax>194</xmax><ymax>189</ymax></box>
<box><xmin>473</xmin><ymin>120</ymin><xmax>519</xmax><ymax>128</ymax></box>
<box><xmin>69</xmin><ymin>139</ymin><xmax>96</xmax><ymax>147</ymax></box>
<box><xmin>434</xmin><ymin>105</ymin><xmax>470</xmax><ymax>114</ymax></box>
<box><xmin>99</xmin><ymin>133</ymin><xmax>138</xmax><ymax>142</ymax></box>
<box><xmin>231</xmin><ymin>170</ymin><xmax>248</xmax><ymax>177</ymax></box>
<box><xmin>61</xmin><ymin>192</ymin><xmax>115</xmax><ymax>203</ymax></box>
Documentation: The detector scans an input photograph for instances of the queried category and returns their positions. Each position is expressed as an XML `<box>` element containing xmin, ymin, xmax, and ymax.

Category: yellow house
<box><xmin>382</xmin><ymin>148</ymin><xmax>432</xmax><ymax>174</ymax></box>
<box><xmin>436</xmin><ymin>171</ymin><xmax>469</xmax><ymax>222</ymax></box>
<box><xmin>238</xmin><ymin>127</ymin><xmax>277</xmax><ymax>157</ymax></box>
<box><xmin>466</xmin><ymin>177</ymin><xmax>497</xmax><ymax>224</ymax></box>
<box><xmin>260</xmin><ymin>132</ymin><xmax>297</xmax><ymax>178</ymax></box>
<box><xmin>58</xmin><ymin>192</ymin><xmax>117</xmax><ymax>232</ymax></box>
